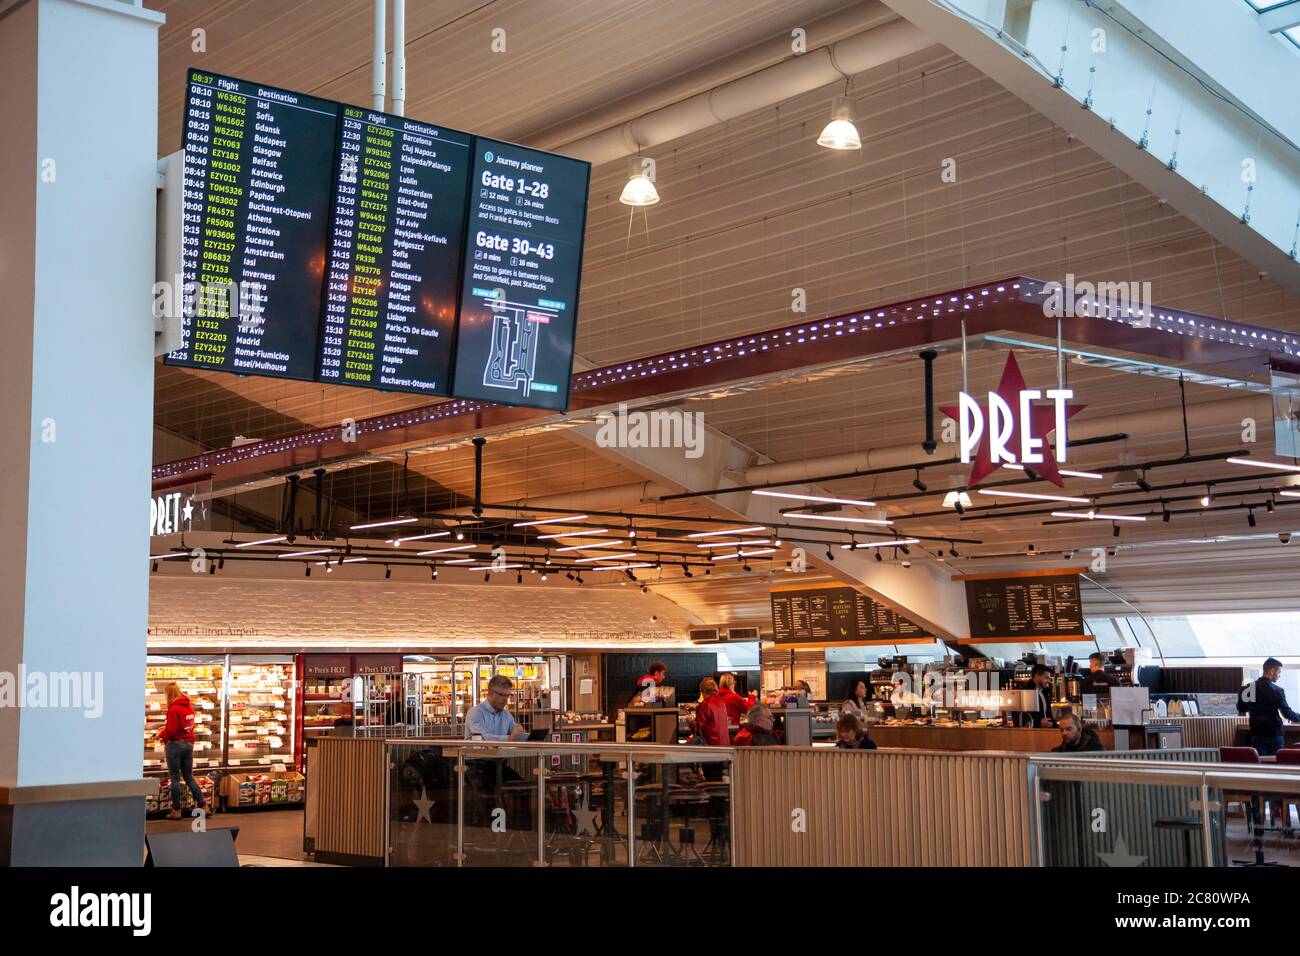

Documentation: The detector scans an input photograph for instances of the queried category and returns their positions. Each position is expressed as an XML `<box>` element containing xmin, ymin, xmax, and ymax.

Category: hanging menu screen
<box><xmin>963</xmin><ymin>572</ymin><xmax>1085</xmax><ymax>640</ymax></box>
<box><xmin>450</xmin><ymin>138</ymin><xmax>591</xmax><ymax>410</ymax></box>
<box><xmin>165</xmin><ymin>70</ymin><xmax>337</xmax><ymax>380</ymax></box>
<box><xmin>317</xmin><ymin>108</ymin><xmax>472</xmax><ymax>394</ymax></box>
<box><xmin>771</xmin><ymin>586</ymin><xmax>931</xmax><ymax>645</ymax></box>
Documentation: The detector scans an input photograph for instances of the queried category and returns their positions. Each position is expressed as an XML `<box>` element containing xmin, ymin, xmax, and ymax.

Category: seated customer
<box><xmin>732</xmin><ymin>704</ymin><xmax>781</xmax><ymax>746</ymax></box>
<box><xmin>1051</xmin><ymin>712</ymin><xmax>1106</xmax><ymax>753</ymax></box>
<box><xmin>834</xmin><ymin>713</ymin><xmax>877</xmax><ymax>750</ymax></box>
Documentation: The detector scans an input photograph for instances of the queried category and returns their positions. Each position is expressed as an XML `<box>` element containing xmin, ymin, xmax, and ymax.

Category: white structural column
<box><xmin>0</xmin><ymin>0</ymin><xmax>162</xmax><ymax>863</ymax></box>
<box><xmin>883</xmin><ymin>0</ymin><xmax>1300</xmax><ymax>298</ymax></box>
<box><xmin>564</xmin><ymin>420</ymin><xmax>972</xmax><ymax>641</ymax></box>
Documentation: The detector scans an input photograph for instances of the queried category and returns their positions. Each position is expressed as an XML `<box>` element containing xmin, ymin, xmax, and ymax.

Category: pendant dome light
<box><xmin>619</xmin><ymin>154</ymin><xmax>660</xmax><ymax>206</ymax></box>
<box><xmin>818</xmin><ymin>94</ymin><xmax>861</xmax><ymax>150</ymax></box>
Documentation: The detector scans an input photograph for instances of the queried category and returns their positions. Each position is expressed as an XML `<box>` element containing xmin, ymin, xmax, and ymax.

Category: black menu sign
<box><xmin>317</xmin><ymin>108</ymin><xmax>472</xmax><ymax>393</ymax></box>
<box><xmin>771</xmin><ymin>586</ymin><xmax>931</xmax><ymax>645</ymax></box>
<box><xmin>166</xmin><ymin>70</ymin><xmax>337</xmax><ymax>380</ymax></box>
<box><xmin>962</xmin><ymin>572</ymin><xmax>1084</xmax><ymax>640</ymax></box>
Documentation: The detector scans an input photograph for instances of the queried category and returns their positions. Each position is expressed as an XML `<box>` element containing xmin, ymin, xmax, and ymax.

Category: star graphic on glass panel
<box><xmin>182</xmin><ymin>498</ymin><xmax>194</xmax><ymax>524</ymax></box>
<box><xmin>413</xmin><ymin>785</ymin><xmax>434</xmax><ymax>825</ymax></box>
<box><xmin>1097</xmin><ymin>835</ymin><xmax>1146</xmax><ymax>867</ymax></box>
<box><xmin>571</xmin><ymin>791</ymin><xmax>598</xmax><ymax>837</ymax></box>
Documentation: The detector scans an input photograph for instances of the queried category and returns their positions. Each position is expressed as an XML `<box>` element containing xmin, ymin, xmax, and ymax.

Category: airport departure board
<box><xmin>166</xmin><ymin>70</ymin><xmax>338</xmax><ymax>380</ymax></box>
<box><xmin>317</xmin><ymin>108</ymin><xmax>472</xmax><ymax>394</ymax></box>
<box><xmin>450</xmin><ymin>138</ymin><xmax>591</xmax><ymax>410</ymax></box>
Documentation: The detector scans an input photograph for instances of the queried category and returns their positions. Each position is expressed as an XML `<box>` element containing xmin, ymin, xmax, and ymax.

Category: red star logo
<box><xmin>940</xmin><ymin>352</ymin><xmax>1085</xmax><ymax>488</ymax></box>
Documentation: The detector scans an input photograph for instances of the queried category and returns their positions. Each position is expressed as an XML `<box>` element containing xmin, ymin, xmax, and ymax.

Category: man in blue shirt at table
<box><xmin>465</xmin><ymin>675</ymin><xmax>529</xmax><ymax>742</ymax></box>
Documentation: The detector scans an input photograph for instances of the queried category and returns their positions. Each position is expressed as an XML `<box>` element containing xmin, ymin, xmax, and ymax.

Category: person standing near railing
<box><xmin>1238</xmin><ymin>658</ymin><xmax>1300</xmax><ymax>758</ymax></box>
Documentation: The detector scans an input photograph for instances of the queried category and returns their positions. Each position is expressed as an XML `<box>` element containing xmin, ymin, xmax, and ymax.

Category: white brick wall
<box><xmin>148</xmin><ymin>575</ymin><xmax>698</xmax><ymax>650</ymax></box>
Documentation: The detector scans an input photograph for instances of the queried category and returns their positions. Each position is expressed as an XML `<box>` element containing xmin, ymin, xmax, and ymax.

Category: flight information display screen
<box><xmin>450</xmin><ymin>138</ymin><xmax>591</xmax><ymax>410</ymax></box>
<box><xmin>316</xmin><ymin>107</ymin><xmax>473</xmax><ymax>394</ymax></box>
<box><xmin>165</xmin><ymin>70</ymin><xmax>338</xmax><ymax>380</ymax></box>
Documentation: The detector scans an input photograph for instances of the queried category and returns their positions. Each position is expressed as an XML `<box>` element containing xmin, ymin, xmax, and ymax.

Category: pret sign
<box><xmin>940</xmin><ymin>351</ymin><xmax>1084</xmax><ymax>487</ymax></box>
<box><xmin>150</xmin><ymin>492</ymin><xmax>193</xmax><ymax>535</ymax></box>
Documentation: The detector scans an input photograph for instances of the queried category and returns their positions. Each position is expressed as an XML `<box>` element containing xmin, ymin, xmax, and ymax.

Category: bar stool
<box><xmin>1153</xmin><ymin>817</ymin><xmax>1214</xmax><ymax>867</ymax></box>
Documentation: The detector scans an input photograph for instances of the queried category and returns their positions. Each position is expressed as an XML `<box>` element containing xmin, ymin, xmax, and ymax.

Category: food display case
<box><xmin>301</xmin><ymin>654</ymin><xmax>352</xmax><ymax>736</ymax></box>
<box><xmin>225</xmin><ymin>657</ymin><xmax>295</xmax><ymax>769</ymax></box>
<box><xmin>143</xmin><ymin>658</ymin><xmax>225</xmax><ymax>774</ymax></box>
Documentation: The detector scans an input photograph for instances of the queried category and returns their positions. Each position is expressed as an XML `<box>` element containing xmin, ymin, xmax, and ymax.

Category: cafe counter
<box><xmin>865</xmin><ymin>723</ymin><xmax>1115</xmax><ymax>753</ymax></box>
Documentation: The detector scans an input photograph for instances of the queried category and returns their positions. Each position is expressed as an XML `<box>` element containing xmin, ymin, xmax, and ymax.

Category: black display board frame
<box><xmin>770</xmin><ymin>584</ymin><xmax>933</xmax><ymax>647</ymax></box>
<box><xmin>956</xmin><ymin>568</ymin><xmax>1087</xmax><ymax>643</ymax></box>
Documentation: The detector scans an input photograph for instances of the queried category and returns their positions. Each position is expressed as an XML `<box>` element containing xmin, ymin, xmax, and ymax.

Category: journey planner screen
<box><xmin>164</xmin><ymin>70</ymin><xmax>590</xmax><ymax>410</ymax></box>
<box><xmin>165</xmin><ymin>70</ymin><xmax>338</xmax><ymax>381</ymax></box>
<box><xmin>450</xmin><ymin>138</ymin><xmax>591</xmax><ymax>410</ymax></box>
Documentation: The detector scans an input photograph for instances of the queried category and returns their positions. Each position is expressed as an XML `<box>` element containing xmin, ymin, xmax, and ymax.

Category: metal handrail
<box><xmin>383</xmin><ymin>737</ymin><xmax>735</xmax><ymax>758</ymax></box>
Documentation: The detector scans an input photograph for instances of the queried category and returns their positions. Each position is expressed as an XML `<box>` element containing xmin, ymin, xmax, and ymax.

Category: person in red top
<box><xmin>733</xmin><ymin>704</ymin><xmax>782</xmax><ymax>747</ymax></box>
<box><xmin>716</xmin><ymin>673</ymin><xmax>750</xmax><ymax>725</ymax></box>
<box><xmin>158</xmin><ymin>682</ymin><xmax>207</xmax><ymax>819</ymax></box>
<box><xmin>632</xmin><ymin>661</ymin><xmax>667</xmax><ymax>703</ymax></box>
<box><xmin>691</xmin><ymin>679</ymin><xmax>732</xmax><ymax>780</ymax></box>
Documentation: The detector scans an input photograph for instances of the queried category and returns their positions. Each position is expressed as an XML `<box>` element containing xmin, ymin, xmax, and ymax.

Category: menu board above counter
<box><xmin>958</xmin><ymin>570</ymin><xmax>1085</xmax><ymax>642</ymax></box>
<box><xmin>771</xmin><ymin>585</ymin><xmax>932</xmax><ymax>646</ymax></box>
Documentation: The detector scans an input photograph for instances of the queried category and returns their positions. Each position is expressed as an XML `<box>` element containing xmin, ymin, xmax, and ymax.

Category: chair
<box><xmin>1276</xmin><ymin>749</ymin><xmax>1300</xmax><ymax>831</ymax></box>
<box><xmin>1219</xmin><ymin>747</ymin><xmax>1260</xmax><ymax>818</ymax></box>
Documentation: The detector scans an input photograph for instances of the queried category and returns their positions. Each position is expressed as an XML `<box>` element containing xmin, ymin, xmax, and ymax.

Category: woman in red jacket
<box><xmin>159</xmin><ymin>682</ymin><xmax>207</xmax><ymax>819</ymax></box>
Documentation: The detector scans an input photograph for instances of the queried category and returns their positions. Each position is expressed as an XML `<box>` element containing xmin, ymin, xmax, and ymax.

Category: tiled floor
<box><xmin>145</xmin><ymin>808</ymin><xmax>321</xmax><ymax>865</ymax></box>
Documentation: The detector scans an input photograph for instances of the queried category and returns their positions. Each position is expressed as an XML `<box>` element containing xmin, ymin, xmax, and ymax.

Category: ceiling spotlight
<box><xmin>1162</xmin><ymin>506</ymin><xmax>1171</xmax><ymax>523</ymax></box>
<box><xmin>151</xmin><ymin>561</ymin><xmax>158</xmax><ymax>573</ymax></box>
<box><xmin>1026</xmin><ymin>543</ymin><xmax>1038</xmax><ymax>556</ymax></box>
<box><xmin>899</xmin><ymin>545</ymin><xmax>911</xmax><ymax>556</ymax></box>
<box><xmin>817</xmin><ymin>93</ymin><xmax>861</xmax><ymax>150</ymax></box>
<box><xmin>874</xmin><ymin>550</ymin><xmax>883</xmax><ymax>562</ymax></box>
<box><xmin>384</xmin><ymin>565</ymin><xmax>392</xmax><ymax>579</ymax></box>
<box><xmin>682</xmin><ymin>563</ymin><xmax>693</xmax><ymax>578</ymax></box>
<box><xmin>325</xmin><ymin>563</ymin><xmax>333</xmax><ymax>573</ymax></box>
<box><xmin>624</xmin><ymin>569</ymin><xmax>636</xmax><ymax>581</ymax></box>
<box><xmin>1112</xmin><ymin>523</ymin><xmax>1120</xmax><ymax>537</ymax></box>
<box><xmin>901</xmin><ymin>560</ymin><xmax>912</xmax><ymax>569</ymax></box>
<box><xmin>208</xmin><ymin>561</ymin><xmax>216</xmax><ymax>575</ymax></box>
<box><xmin>619</xmin><ymin>158</ymin><xmax>660</xmax><ymax>206</ymax></box>
<box><xmin>1022</xmin><ymin>466</ymin><xmax>1040</xmax><ymax>482</ymax></box>
<box><xmin>949</xmin><ymin>543</ymin><xmax>959</xmax><ymax>558</ymax></box>
<box><xmin>1108</xmin><ymin>546</ymin><xmax>1119</xmax><ymax>557</ymax></box>
<box><xmin>455</xmin><ymin>529</ymin><xmax>465</xmax><ymax>541</ymax></box>
<box><xmin>912</xmin><ymin>471</ymin><xmax>928</xmax><ymax>493</ymax></box>
<box><xmin>1200</xmin><ymin>486</ymin><xmax>1214</xmax><ymax>508</ymax></box>
<box><xmin>825</xmin><ymin>546</ymin><xmax>835</xmax><ymax>562</ymax></box>
<box><xmin>305</xmin><ymin>565</ymin><xmax>311</xmax><ymax>577</ymax></box>
<box><xmin>540</xmin><ymin>572</ymin><xmax>548</xmax><ymax>582</ymax></box>
<box><xmin>1280</xmin><ymin>532</ymin><xmax>1292</xmax><ymax>545</ymax></box>
<box><xmin>217</xmin><ymin>556</ymin><xmax>225</xmax><ymax>570</ymax></box>
<box><xmin>942</xmin><ymin>490</ymin><xmax>972</xmax><ymax>513</ymax></box>
<box><xmin>1248</xmin><ymin>509</ymin><xmax>1257</xmax><ymax>528</ymax></box>
<box><xmin>430</xmin><ymin>565</ymin><xmax>438</xmax><ymax>580</ymax></box>
<box><xmin>1266</xmin><ymin>498</ymin><xmax>1276</xmax><ymax>514</ymax></box>
<box><xmin>1063</xmin><ymin>549</ymin><xmax>1075</xmax><ymax>560</ymax></box>
<box><xmin>743</xmin><ymin>562</ymin><xmax>752</xmax><ymax>572</ymax></box>
<box><xmin>565</xmin><ymin>572</ymin><xmax>575</xmax><ymax>581</ymax></box>
<box><xmin>1136</xmin><ymin>471</ymin><xmax>1153</xmax><ymax>493</ymax></box>
<box><xmin>483</xmin><ymin>572</ymin><xmax>491</xmax><ymax>583</ymax></box>
<box><xmin>576</xmin><ymin>574</ymin><xmax>584</xmax><ymax>585</ymax></box>
<box><xmin>517</xmin><ymin>570</ymin><xmax>523</xmax><ymax>584</ymax></box>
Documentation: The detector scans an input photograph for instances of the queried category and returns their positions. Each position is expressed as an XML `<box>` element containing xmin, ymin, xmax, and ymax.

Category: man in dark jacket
<box><xmin>1051</xmin><ymin>713</ymin><xmax>1106</xmax><ymax>753</ymax></box>
<box><xmin>1238</xmin><ymin>658</ymin><xmax>1300</xmax><ymax>757</ymax></box>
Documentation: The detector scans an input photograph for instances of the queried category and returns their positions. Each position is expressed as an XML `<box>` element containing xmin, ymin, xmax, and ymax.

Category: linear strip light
<box><xmin>416</xmin><ymin>544</ymin><xmax>477</xmax><ymax>556</ymax></box>
<box><xmin>235</xmin><ymin>535</ymin><xmax>288</xmax><ymax>548</ymax></box>
<box><xmin>1050</xmin><ymin>511</ymin><xmax>1147</xmax><ymax>522</ymax></box>
<box><xmin>979</xmin><ymin>489</ymin><xmax>1091</xmax><ymax>504</ymax></box>
<box><xmin>389</xmin><ymin>531</ymin><xmax>450</xmax><ymax>545</ymax></box>
<box><xmin>575</xmin><ymin>553</ymin><xmax>637</xmax><ymax>563</ymax></box>
<box><xmin>1002</xmin><ymin>463</ymin><xmax>1104</xmax><ymax>480</ymax></box>
<box><xmin>597</xmin><ymin>563</ymin><xmax>656</xmax><ymax>571</ymax></box>
<box><xmin>555</xmin><ymin>540</ymin><xmax>625</xmax><ymax>552</ymax></box>
<box><xmin>840</xmin><ymin>538</ymin><xmax>922</xmax><ymax>550</ymax></box>
<box><xmin>697</xmin><ymin>539</ymin><xmax>769</xmax><ymax>548</ymax></box>
<box><xmin>315</xmin><ymin>557</ymin><xmax>369</xmax><ymax>566</ymax></box>
<box><xmin>784</xmin><ymin>512</ymin><xmax>892</xmax><ymax>526</ymax></box>
<box><xmin>1225</xmin><ymin>457</ymin><xmax>1300</xmax><ymax>473</ymax></box>
<box><xmin>535</xmin><ymin>529</ymin><xmax>609</xmax><ymax>540</ymax></box>
<box><xmin>442</xmin><ymin>557</ymin><xmax>476</xmax><ymax>564</ymax></box>
<box><xmin>1278</xmin><ymin>490</ymin><xmax>1300</xmax><ymax>498</ymax></box>
<box><xmin>148</xmin><ymin>552</ymin><xmax>188</xmax><ymax>560</ymax></box>
<box><xmin>276</xmin><ymin>549</ymin><xmax>334</xmax><ymax>559</ymax></box>
<box><xmin>687</xmin><ymin>526</ymin><xmax>767</xmax><ymax>538</ymax></box>
<box><xmin>350</xmin><ymin>517</ymin><xmax>418</xmax><ymax>530</ymax></box>
<box><xmin>473</xmin><ymin>564</ymin><xmax>525</xmax><ymax>571</ymax></box>
<box><xmin>753</xmin><ymin>490</ymin><xmax>877</xmax><ymax>506</ymax></box>
<box><xmin>513</xmin><ymin>514</ymin><xmax>589</xmax><ymax>528</ymax></box>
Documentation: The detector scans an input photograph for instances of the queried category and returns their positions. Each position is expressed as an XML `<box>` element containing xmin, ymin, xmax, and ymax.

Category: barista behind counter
<box><xmin>1080</xmin><ymin>653</ymin><xmax>1119</xmax><ymax>696</ymax></box>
